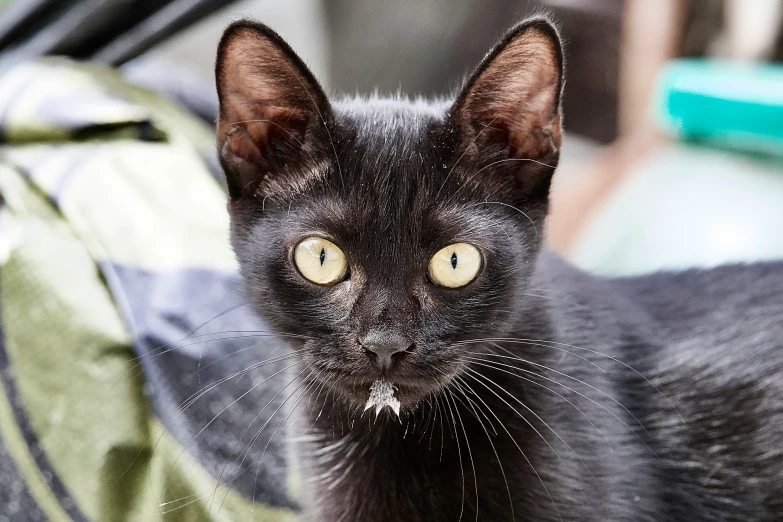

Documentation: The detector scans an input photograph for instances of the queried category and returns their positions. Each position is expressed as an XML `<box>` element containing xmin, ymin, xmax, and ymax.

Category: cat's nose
<box><xmin>360</xmin><ymin>332</ymin><xmax>413</xmax><ymax>372</ymax></box>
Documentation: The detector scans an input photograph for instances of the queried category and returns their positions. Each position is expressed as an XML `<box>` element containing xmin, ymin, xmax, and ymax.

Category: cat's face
<box><xmin>216</xmin><ymin>19</ymin><xmax>563</xmax><ymax>411</ymax></box>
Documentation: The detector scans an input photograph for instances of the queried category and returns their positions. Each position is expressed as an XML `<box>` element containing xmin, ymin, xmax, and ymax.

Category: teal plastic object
<box><xmin>656</xmin><ymin>59</ymin><xmax>783</xmax><ymax>156</ymax></box>
<box><xmin>569</xmin><ymin>60</ymin><xmax>783</xmax><ymax>277</ymax></box>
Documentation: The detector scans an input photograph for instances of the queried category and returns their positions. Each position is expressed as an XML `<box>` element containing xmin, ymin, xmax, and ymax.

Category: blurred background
<box><xmin>2</xmin><ymin>0</ymin><xmax>783</xmax><ymax>275</ymax></box>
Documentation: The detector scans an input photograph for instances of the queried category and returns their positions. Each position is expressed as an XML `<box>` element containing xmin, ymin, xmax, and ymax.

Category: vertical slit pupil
<box><xmin>319</xmin><ymin>248</ymin><xmax>326</xmax><ymax>266</ymax></box>
<box><xmin>451</xmin><ymin>252</ymin><xmax>458</xmax><ymax>269</ymax></box>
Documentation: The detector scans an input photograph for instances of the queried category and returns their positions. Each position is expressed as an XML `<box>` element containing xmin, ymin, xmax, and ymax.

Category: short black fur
<box><xmin>215</xmin><ymin>18</ymin><xmax>783</xmax><ymax>521</ymax></box>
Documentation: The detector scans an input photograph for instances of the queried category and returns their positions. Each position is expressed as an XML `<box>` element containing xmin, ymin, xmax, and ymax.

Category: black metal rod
<box><xmin>0</xmin><ymin>0</ymin><xmax>71</xmax><ymax>50</ymax></box>
<box><xmin>92</xmin><ymin>0</ymin><xmax>240</xmax><ymax>66</ymax></box>
<box><xmin>0</xmin><ymin>0</ymin><xmax>134</xmax><ymax>72</ymax></box>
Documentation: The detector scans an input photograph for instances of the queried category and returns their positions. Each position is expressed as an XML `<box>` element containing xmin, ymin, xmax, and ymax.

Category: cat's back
<box><xmin>528</xmin><ymin>255</ymin><xmax>783</xmax><ymax>519</ymax></box>
<box><xmin>612</xmin><ymin>260</ymin><xmax>783</xmax><ymax>358</ymax></box>
<box><xmin>609</xmin><ymin>261</ymin><xmax>783</xmax><ymax>520</ymax></box>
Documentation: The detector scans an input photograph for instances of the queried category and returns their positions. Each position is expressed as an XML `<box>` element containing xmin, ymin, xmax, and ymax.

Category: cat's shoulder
<box><xmin>538</xmin><ymin>250</ymin><xmax>783</xmax><ymax>350</ymax></box>
<box><xmin>609</xmin><ymin>259</ymin><xmax>783</xmax><ymax>367</ymax></box>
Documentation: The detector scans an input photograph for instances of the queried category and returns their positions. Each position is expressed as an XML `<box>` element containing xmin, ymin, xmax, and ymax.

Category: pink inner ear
<box><xmin>216</xmin><ymin>26</ymin><xmax>321</xmax><ymax>164</ymax></box>
<box><xmin>459</xmin><ymin>28</ymin><xmax>562</xmax><ymax>160</ymax></box>
<box><xmin>215</xmin><ymin>22</ymin><xmax>331</xmax><ymax>199</ymax></box>
<box><xmin>221</xmin><ymin>90</ymin><xmax>310</xmax><ymax>162</ymax></box>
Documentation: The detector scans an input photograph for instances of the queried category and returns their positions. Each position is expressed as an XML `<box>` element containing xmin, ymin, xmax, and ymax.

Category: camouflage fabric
<box><xmin>0</xmin><ymin>58</ymin><xmax>298</xmax><ymax>521</ymax></box>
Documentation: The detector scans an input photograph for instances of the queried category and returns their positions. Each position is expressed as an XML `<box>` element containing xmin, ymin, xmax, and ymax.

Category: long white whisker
<box><xmin>462</xmin><ymin>369</ymin><xmax>563</xmax><ymax>522</ymax></box>
<box><xmin>453</xmin><ymin>377</ymin><xmax>514</xmax><ymax>521</ymax></box>
<box><xmin>464</xmin><ymin>348</ymin><xmax>653</xmax><ymax>441</ymax></box>
<box><xmin>460</xmin><ymin>336</ymin><xmax>682</xmax><ymax>423</ymax></box>
<box><xmin>448</xmin><ymin>389</ymin><xmax>479</xmax><ymax>522</ymax></box>
<box><xmin>464</xmin><ymin>356</ymin><xmax>656</xmax><ymax>458</ymax></box>
<box><xmin>442</xmin><ymin>385</ymin><xmax>466</xmax><ymax>521</ymax></box>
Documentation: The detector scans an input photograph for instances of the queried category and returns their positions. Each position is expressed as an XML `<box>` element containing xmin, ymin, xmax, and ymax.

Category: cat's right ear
<box><xmin>216</xmin><ymin>21</ymin><xmax>331</xmax><ymax>200</ymax></box>
<box><xmin>449</xmin><ymin>18</ymin><xmax>564</xmax><ymax>200</ymax></box>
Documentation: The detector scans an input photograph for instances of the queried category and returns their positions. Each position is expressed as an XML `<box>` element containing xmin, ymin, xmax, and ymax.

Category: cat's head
<box><xmin>216</xmin><ymin>18</ymin><xmax>563</xmax><ymax>412</ymax></box>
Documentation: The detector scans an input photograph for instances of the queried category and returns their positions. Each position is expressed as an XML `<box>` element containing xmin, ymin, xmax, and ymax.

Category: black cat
<box><xmin>215</xmin><ymin>17</ymin><xmax>783</xmax><ymax>521</ymax></box>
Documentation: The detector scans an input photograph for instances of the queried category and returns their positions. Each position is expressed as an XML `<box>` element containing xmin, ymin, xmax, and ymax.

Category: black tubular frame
<box><xmin>0</xmin><ymin>0</ymin><xmax>240</xmax><ymax>68</ymax></box>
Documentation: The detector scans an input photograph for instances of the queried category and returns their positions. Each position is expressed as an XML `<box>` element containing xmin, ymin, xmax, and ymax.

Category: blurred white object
<box><xmin>715</xmin><ymin>0</ymin><xmax>783</xmax><ymax>60</ymax></box>
<box><xmin>570</xmin><ymin>143</ymin><xmax>783</xmax><ymax>276</ymax></box>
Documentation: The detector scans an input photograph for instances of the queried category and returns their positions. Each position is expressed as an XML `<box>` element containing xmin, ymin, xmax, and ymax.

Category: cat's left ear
<box><xmin>450</xmin><ymin>18</ymin><xmax>564</xmax><ymax>192</ymax></box>
<box><xmin>216</xmin><ymin>20</ymin><xmax>331</xmax><ymax>200</ymax></box>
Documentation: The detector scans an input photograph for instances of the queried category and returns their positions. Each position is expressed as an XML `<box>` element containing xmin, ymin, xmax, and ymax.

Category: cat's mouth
<box><xmin>306</xmin><ymin>346</ymin><xmax>462</xmax><ymax>412</ymax></box>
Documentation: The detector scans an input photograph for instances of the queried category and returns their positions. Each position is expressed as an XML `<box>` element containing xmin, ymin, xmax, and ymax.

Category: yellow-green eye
<box><xmin>293</xmin><ymin>237</ymin><xmax>348</xmax><ymax>285</ymax></box>
<box><xmin>428</xmin><ymin>243</ymin><xmax>482</xmax><ymax>288</ymax></box>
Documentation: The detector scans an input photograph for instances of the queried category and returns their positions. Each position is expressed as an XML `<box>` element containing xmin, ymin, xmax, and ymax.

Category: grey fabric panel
<box><xmin>0</xmin><ymin>431</ymin><xmax>49</xmax><ymax>522</ymax></box>
<box><xmin>101</xmin><ymin>263</ymin><xmax>297</xmax><ymax>509</ymax></box>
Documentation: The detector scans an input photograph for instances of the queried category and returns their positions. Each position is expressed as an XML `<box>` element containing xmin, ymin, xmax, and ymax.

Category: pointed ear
<box><xmin>450</xmin><ymin>18</ymin><xmax>564</xmax><ymax>195</ymax></box>
<box><xmin>216</xmin><ymin>20</ymin><xmax>331</xmax><ymax>200</ymax></box>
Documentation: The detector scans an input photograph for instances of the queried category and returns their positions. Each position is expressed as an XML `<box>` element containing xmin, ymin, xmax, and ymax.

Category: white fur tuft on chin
<box><xmin>364</xmin><ymin>379</ymin><xmax>401</xmax><ymax>417</ymax></box>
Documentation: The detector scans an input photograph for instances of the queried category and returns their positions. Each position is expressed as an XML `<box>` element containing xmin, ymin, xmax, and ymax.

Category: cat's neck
<box><xmin>289</xmin><ymin>251</ymin><xmax>633</xmax><ymax>520</ymax></box>
<box><xmin>293</xmin><ymin>378</ymin><xmax>522</xmax><ymax>520</ymax></box>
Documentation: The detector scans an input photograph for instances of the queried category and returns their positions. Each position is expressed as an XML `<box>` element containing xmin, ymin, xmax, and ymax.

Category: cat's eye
<box><xmin>294</xmin><ymin>237</ymin><xmax>348</xmax><ymax>286</ymax></box>
<box><xmin>428</xmin><ymin>243</ymin><xmax>482</xmax><ymax>288</ymax></box>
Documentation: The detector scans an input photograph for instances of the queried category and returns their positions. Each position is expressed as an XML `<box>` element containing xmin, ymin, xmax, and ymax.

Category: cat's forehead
<box><xmin>334</xmin><ymin>95</ymin><xmax>450</xmax><ymax>125</ymax></box>
<box><xmin>297</xmin><ymin>174</ymin><xmax>503</xmax><ymax>259</ymax></box>
<box><xmin>327</xmin><ymin>97</ymin><xmax>453</xmax><ymax>193</ymax></box>
<box><xmin>334</xmin><ymin>96</ymin><xmax>449</xmax><ymax>150</ymax></box>
<box><xmin>297</xmin><ymin>96</ymin><xmax>496</xmax><ymax>240</ymax></box>
<box><xmin>292</xmin><ymin>189</ymin><xmax>503</xmax><ymax>267</ymax></box>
